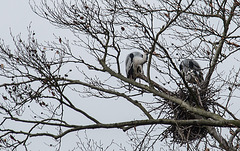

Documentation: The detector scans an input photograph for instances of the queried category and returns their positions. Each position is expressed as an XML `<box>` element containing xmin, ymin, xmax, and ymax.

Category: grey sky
<box><xmin>1</xmin><ymin>1</ymin><xmax>240</xmax><ymax>151</ymax></box>
<box><xmin>0</xmin><ymin>1</ymin><xmax>134</xmax><ymax>150</ymax></box>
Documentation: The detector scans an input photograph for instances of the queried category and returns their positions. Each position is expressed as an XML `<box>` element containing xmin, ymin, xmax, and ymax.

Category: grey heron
<box><xmin>125</xmin><ymin>51</ymin><xmax>148</xmax><ymax>81</ymax></box>
<box><xmin>179</xmin><ymin>59</ymin><xmax>204</xmax><ymax>84</ymax></box>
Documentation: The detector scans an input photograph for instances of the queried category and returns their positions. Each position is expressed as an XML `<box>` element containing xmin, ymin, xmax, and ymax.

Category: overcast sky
<box><xmin>1</xmin><ymin>1</ymin><xmax>240</xmax><ymax>151</ymax></box>
<box><xmin>0</xmin><ymin>1</ymin><xmax>137</xmax><ymax>150</ymax></box>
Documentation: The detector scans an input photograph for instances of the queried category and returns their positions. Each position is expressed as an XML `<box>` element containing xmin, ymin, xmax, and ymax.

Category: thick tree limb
<box><xmin>3</xmin><ymin>118</ymin><xmax>240</xmax><ymax>140</ymax></box>
<box><xmin>99</xmin><ymin>59</ymin><xmax>225</xmax><ymax>121</ymax></box>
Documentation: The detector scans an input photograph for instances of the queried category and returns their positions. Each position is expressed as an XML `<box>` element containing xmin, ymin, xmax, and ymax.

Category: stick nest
<box><xmin>161</xmin><ymin>86</ymin><xmax>215</xmax><ymax>144</ymax></box>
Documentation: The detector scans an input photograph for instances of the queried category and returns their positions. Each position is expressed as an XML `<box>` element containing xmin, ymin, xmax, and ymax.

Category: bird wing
<box><xmin>190</xmin><ymin>60</ymin><xmax>201</xmax><ymax>71</ymax></box>
<box><xmin>190</xmin><ymin>60</ymin><xmax>204</xmax><ymax>81</ymax></box>
<box><xmin>180</xmin><ymin>59</ymin><xmax>204</xmax><ymax>83</ymax></box>
<box><xmin>127</xmin><ymin>64</ymin><xmax>134</xmax><ymax>79</ymax></box>
<box><xmin>126</xmin><ymin>54</ymin><xmax>134</xmax><ymax>79</ymax></box>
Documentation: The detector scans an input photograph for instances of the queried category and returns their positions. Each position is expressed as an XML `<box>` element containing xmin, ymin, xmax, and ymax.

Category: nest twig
<box><xmin>161</xmin><ymin>85</ymin><xmax>215</xmax><ymax>144</ymax></box>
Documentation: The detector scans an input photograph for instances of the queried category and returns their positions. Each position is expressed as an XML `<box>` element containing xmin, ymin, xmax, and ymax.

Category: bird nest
<box><xmin>161</xmin><ymin>85</ymin><xmax>215</xmax><ymax>144</ymax></box>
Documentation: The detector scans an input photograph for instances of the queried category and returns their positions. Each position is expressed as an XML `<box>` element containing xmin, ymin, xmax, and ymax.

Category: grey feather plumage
<box><xmin>179</xmin><ymin>59</ymin><xmax>204</xmax><ymax>84</ymax></box>
<box><xmin>125</xmin><ymin>52</ymin><xmax>148</xmax><ymax>81</ymax></box>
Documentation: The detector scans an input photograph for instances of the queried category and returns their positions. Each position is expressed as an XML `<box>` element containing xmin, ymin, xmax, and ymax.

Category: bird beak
<box><xmin>152</xmin><ymin>51</ymin><xmax>161</xmax><ymax>57</ymax></box>
<box><xmin>143</xmin><ymin>49</ymin><xmax>160</xmax><ymax>57</ymax></box>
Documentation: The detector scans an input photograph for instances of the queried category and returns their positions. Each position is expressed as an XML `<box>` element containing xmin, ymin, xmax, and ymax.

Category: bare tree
<box><xmin>0</xmin><ymin>0</ymin><xmax>240</xmax><ymax>150</ymax></box>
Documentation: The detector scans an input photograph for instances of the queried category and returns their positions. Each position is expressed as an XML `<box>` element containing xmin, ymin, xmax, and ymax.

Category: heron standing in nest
<box><xmin>179</xmin><ymin>59</ymin><xmax>204</xmax><ymax>85</ymax></box>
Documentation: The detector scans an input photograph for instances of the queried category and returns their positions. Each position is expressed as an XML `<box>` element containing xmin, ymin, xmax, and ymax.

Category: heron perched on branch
<box><xmin>179</xmin><ymin>59</ymin><xmax>204</xmax><ymax>84</ymax></box>
<box><xmin>125</xmin><ymin>51</ymin><xmax>148</xmax><ymax>81</ymax></box>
